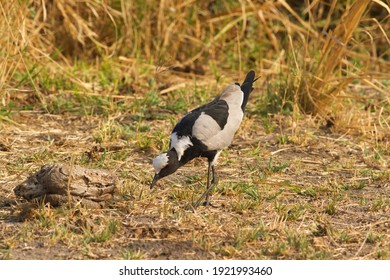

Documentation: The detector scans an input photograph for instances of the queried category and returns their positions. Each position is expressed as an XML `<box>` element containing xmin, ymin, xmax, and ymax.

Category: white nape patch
<box><xmin>153</xmin><ymin>153</ymin><xmax>169</xmax><ymax>174</ymax></box>
<box><xmin>170</xmin><ymin>132</ymin><xmax>193</xmax><ymax>161</ymax></box>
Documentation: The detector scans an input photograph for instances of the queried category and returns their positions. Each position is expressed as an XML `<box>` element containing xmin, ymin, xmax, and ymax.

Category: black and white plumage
<box><xmin>150</xmin><ymin>70</ymin><xmax>256</xmax><ymax>208</ymax></box>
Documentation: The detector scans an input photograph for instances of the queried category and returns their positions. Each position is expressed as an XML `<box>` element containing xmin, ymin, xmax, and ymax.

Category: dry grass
<box><xmin>304</xmin><ymin>0</ymin><xmax>371</xmax><ymax>114</ymax></box>
<box><xmin>0</xmin><ymin>0</ymin><xmax>389</xmax><ymax>260</ymax></box>
<box><xmin>0</xmin><ymin>109</ymin><xmax>388</xmax><ymax>260</ymax></box>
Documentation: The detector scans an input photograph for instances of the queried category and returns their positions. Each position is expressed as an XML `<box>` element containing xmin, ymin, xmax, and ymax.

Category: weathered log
<box><xmin>14</xmin><ymin>164</ymin><xmax>119</xmax><ymax>208</ymax></box>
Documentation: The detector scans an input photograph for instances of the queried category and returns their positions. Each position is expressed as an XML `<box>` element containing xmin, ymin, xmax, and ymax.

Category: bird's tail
<box><xmin>240</xmin><ymin>70</ymin><xmax>256</xmax><ymax>112</ymax></box>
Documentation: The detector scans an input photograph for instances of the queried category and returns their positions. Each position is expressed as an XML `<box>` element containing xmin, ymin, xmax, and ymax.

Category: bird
<box><xmin>150</xmin><ymin>70</ymin><xmax>256</xmax><ymax>209</ymax></box>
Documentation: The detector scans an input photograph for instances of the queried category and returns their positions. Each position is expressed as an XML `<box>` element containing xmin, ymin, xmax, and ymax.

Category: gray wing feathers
<box><xmin>193</xmin><ymin>84</ymin><xmax>244</xmax><ymax>150</ymax></box>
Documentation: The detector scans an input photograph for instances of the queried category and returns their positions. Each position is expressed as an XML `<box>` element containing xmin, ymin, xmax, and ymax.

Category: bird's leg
<box><xmin>193</xmin><ymin>163</ymin><xmax>217</xmax><ymax>209</ymax></box>
<box><xmin>211</xmin><ymin>165</ymin><xmax>216</xmax><ymax>184</ymax></box>
<box><xmin>205</xmin><ymin>165</ymin><xmax>217</xmax><ymax>205</ymax></box>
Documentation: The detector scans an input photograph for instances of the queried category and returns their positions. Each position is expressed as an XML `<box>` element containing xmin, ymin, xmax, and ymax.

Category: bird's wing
<box><xmin>198</xmin><ymin>99</ymin><xmax>229</xmax><ymax>130</ymax></box>
<box><xmin>194</xmin><ymin>85</ymin><xmax>245</xmax><ymax>150</ymax></box>
<box><xmin>172</xmin><ymin>108</ymin><xmax>201</xmax><ymax>138</ymax></box>
<box><xmin>168</xmin><ymin>99</ymin><xmax>226</xmax><ymax>159</ymax></box>
<box><xmin>190</xmin><ymin>99</ymin><xmax>230</xmax><ymax>147</ymax></box>
<box><xmin>173</xmin><ymin>98</ymin><xmax>229</xmax><ymax>138</ymax></box>
<box><xmin>171</xmin><ymin>82</ymin><xmax>248</xmax><ymax>152</ymax></box>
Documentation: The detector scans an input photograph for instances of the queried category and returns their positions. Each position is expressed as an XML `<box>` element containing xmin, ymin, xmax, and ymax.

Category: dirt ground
<box><xmin>0</xmin><ymin>110</ymin><xmax>389</xmax><ymax>260</ymax></box>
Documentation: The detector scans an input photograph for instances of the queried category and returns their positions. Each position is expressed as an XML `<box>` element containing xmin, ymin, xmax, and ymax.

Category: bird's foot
<box><xmin>203</xmin><ymin>200</ymin><xmax>218</xmax><ymax>208</ymax></box>
<box><xmin>192</xmin><ymin>199</ymin><xmax>218</xmax><ymax>210</ymax></box>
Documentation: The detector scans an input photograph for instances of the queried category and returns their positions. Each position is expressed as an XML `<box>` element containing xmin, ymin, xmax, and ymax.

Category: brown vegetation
<box><xmin>0</xmin><ymin>0</ymin><xmax>389</xmax><ymax>260</ymax></box>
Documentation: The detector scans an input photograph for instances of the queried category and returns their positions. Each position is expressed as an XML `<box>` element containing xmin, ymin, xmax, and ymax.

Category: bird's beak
<box><xmin>150</xmin><ymin>174</ymin><xmax>160</xmax><ymax>189</ymax></box>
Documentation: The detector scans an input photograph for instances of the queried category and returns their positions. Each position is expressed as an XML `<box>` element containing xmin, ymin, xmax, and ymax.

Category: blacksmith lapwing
<box><xmin>150</xmin><ymin>70</ymin><xmax>256</xmax><ymax>208</ymax></box>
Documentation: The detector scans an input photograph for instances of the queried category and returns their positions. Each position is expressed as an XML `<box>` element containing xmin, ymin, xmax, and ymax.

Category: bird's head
<box><xmin>150</xmin><ymin>149</ymin><xmax>179</xmax><ymax>189</ymax></box>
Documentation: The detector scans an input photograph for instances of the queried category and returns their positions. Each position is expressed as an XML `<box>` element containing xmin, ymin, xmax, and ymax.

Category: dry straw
<box><xmin>0</xmin><ymin>0</ymin><xmax>389</xmax><ymax>135</ymax></box>
<box><xmin>305</xmin><ymin>0</ymin><xmax>371</xmax><ymax>115</ymax></box>
<box><xmin>1</xmin><ymin>0</ymin><xmax>389</xmax><ymax>260</ymax></box>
